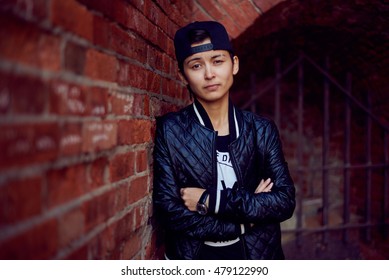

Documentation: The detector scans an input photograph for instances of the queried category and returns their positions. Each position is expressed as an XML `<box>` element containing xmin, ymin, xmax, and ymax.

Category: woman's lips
<box><xmin>204</xmin><ymin>84</ymin><xmax>220</xmax><ymax>91</ymax></box>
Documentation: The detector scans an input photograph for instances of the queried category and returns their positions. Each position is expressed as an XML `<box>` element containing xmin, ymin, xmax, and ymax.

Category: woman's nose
<box><xmin>204</xmin><ymin>65</ymin><xmax>215</xmax><ymax>79</ymax></box>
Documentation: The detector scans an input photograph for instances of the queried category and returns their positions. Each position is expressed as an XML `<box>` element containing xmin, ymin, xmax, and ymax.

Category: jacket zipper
<box><xmin>229</xmin><ymin>144</ymin><xmax>249</xmax><ymax>260</ymax></box>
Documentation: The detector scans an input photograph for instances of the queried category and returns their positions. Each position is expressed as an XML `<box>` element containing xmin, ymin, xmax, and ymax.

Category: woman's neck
<box><xmin>197</xmin><ymin>96</ymin><xmax>230</xmax><ymax>136</ymax></box>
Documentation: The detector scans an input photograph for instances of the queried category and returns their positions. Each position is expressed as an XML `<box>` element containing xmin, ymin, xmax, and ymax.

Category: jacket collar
<box><xmin>192</xmin><ymin>98</ymin><xmax>240</xmax><ymax>141</ymax></box>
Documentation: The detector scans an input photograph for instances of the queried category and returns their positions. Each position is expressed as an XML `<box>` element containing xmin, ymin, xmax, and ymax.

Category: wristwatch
<box><xmin>196</xmin><ymin>190</ymin><xmax>209</xmax><ymax>215</ymax></box>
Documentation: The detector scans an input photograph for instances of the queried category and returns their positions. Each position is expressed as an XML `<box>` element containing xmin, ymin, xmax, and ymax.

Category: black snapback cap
<box><xmin>174</xmin><ymin>21</ymin><xmax>233</xmax><ymax>67</ymax></box>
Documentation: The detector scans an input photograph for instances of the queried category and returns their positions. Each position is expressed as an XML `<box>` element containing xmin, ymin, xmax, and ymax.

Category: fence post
<box><xmin>322</xmin><ymin>56</ymin><xmax>330</xmax><ymax>244</ymax></box>
<box><xmin>365</xmin><ymin>92</ymin><xmax>372</xmax><ymax>243</ymax></box>
<box><xmin>343</xmin><ymin>73</ymin><xmax>352</xmax><ymax>243</ymax></box>
<box><xmin>384</xmin><ymin>131</ymin><xmax>389</xmax><ymax>238</ymax></box>
<box><xmin>296</xmin><ymin>52</ymin><xmax>304</xmax><ymax>246</ymax></box>
<box><xmin>275</xmin><ymin>58</ymin><xmax>281</xmax><ymax>127</ymax></box>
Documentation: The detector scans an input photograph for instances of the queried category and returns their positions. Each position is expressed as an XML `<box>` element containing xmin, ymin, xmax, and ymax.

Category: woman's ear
<box><xmin>232</xmin><ymin>56</ymin><xmax>239</xmax><ymax>75</ymax></box>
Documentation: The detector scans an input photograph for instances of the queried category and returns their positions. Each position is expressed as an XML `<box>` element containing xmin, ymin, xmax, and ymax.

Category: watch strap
<box><xmin>198</xmin><ymin>190</ymin><xmax>209</xmax><ymax>205</ymax></box>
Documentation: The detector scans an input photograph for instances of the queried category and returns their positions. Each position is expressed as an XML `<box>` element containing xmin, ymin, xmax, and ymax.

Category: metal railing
<box><xmin>242</xmin><ymin>52</ymin><xmax>389</xmax><ymax>246</ymax></box>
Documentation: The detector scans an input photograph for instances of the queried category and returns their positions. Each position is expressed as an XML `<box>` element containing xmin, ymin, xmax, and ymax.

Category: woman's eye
<box><xmin>191</xmin><ymin>64</ymin><xmax>202</xmax><ymax>70</ymax></box>
<box><xmin>214</xmin><ymin>60</ymin><xmax>224</xmax><ymax>65</ymax></box>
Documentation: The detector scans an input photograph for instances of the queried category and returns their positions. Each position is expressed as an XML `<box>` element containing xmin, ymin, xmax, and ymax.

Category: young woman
<box><xmin>153</xmin><ymin>21</ymin><xmax>295</xmax><ymax>260</ymax></box>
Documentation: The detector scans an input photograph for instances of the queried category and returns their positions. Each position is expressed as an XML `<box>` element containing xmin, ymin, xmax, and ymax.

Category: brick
<box><xmin>144</xmin><ymin>95</ymin><xmax>150</xmax><ymax>116</ymax></box>
<box><xmin>88</xmin><ymin>157</ymin><xmax>108</xmax><ymax>189</ymax></box>
<box><xmin>50</xmin><ymin>80</ymin><xmax>87</xmax><ymax>115</ymax></box>
<box><xmin>110</xmin><ymin>90</ymin><xmax>131</xmax><ymax>115</ymax></box>
<box><xmin>0</xmin><ymin>219</ymin><xmax>58</xmax><ymax>259</ymax></box>
<box><xmin>116</xmin><ymin>182</ymin><xmax>129</xmax><ymax>212</ymax></box>
<box><xmin>146</xmin><ymin>21</ymin><xmax>158</xmax><ymax>46</ymax></box>
<box><xmin>58</xmin><ymin>207</ymin><xmax>85</xmax><ymax>248</ymax></box>
<box><xmin>0</xmin><ymin>71</ymin><xmax>47</xmax><ymax>115</ymax></box>
<box><xmin>166</xmin><ymin>78</ymin><xmax>183</xmax><ymax>99</ymax></box>
<box><xmin>46</xmin><ymin>164</ymin><xmax>87</xmax><ymax>208</ymax></box>
<box><xmin>109</xmin><ymin>152</ymin><xmax>135</xmax><ymax>182</ymax></box>
<box><xmin>117</xmin><ymin>119</ymin><xmax>152</xmax><ymax>145</ymax></box>
<box><xmin>0</xmin><ymin>15</ymin><xmax>61</xmax><ymax>71</ymax></box>
<box><xmin>82</xmin><ymin>121</ymin><xmax>117</xmax><ymax>152</ymax></box>
<box><xmin>87</xmin><ymin>87</ymin><xmax>108</xmax><ymax>116</ymax></box>
<box><xmin>147</xmin><ymin>47</ymin><xmax>163</xmax><ymax>72</ymax></box>
<box><xmin>39</xmin><ymin>33</ymin><xmax>62</xmax><ymax>71</ymax></box>
<box><xmin>84</xmin><ymin>188</ymin><xmax>121</xmax><ymax>230</ymax></box>
<box><xmin>0</xmin><ymin>177</ymin><xmax>42</xmax><ymax>226</ymax></box>
<box><xmin>95</xmin><ymin>223</ymin><xmax>117</xmax><ymax>259</ymax></box>
<box><xmin>114</xmin><ymin>1</ymin><xmax>133</xmax><ymax>27</ymax></box>
<box><xmin>146</xmin><ymin>70</ymin><xmax>161</xmax><ymax>94</ymax></box>
<box><xmin>134</xmin><ymin>201</ymin><xmax>150</xmax><ymax>230</ymax></box>
<box><xmin>149</xmin><ymin>96</ymin><xmax>180</xmax><ymax>118</ymax></box>
<box><xmin>0</xmin><ymin>71</ymin><xmax>11</xmax><ymax>114</ymax></box>
<box><xmin>109</xmin><ymin>24</ymin><xmax>135</xmax><ymax>59</ymax></box>
<box><xmin>156</xmin><ymin>28</ymin><xmax>169</xmax><ymax>53</ymax></box>
<box><xmin>109</xmin><ymin>24</ymin><xmax>147</xmax><ymax>63</ymax></box>
<box><xmin>166</xmin><ymin>35</ymin><xmax>176</xmax><ymax>59</ymax></box>
<box><xmin>172</xmin><ymin>1</ymin><xmax>193</xmax><ymax>23</ymax></box>
<box><xmin>12</xmin><ymin>76</ymin><xmax>48</xmax><ymax>114</ymax></box>
<box><xmin>128</xmin><ymin>176</ymin><xmax>149</xmax><ymax>204</ymax></box>
<box><xmin>114</xmin><ymin>211</ymin><xmax>135</xmax><ymax>245</ymax></box>
<box><xmin>51</xmin><ymin>0</ymin><xmax>93</xmax><ymax>41</ymax></box>
<box><xmin>0</xmin><ymin>123</ymin><xmax>59</xmax><ymax>169</ymax></box>
<box><xmin>149</xmin><ymin>1</ymin><xmax>169</xmax><ymax>34</ymax></box>
<box><xmin>92</xmin><ymin>15</ymin><xmax>111</xmax><ymax>49</ymax></box>
<box><xmin>238</xmin><ymin>1</ymin><xmax>262</xmax><ymax>26</ymax></box>
<box><xmin>218</xmin><ymin>0</ymin><xmax>253</xmax><ymax>30</ymax></box>
<box><xmin>84</xmin><ymin>49</ymin><xmax>117</xmax><ymax>82</ymax></box>
<box><xmin>64</xmin><ymin>42</ymin><xmax>86</xmax><ymax>75</ymax></box>
<box><xmin>117</xmin><ymin>60</ymin><xmax>148</xmax><ymax>88</ymax></box>
<box><xmin>126</xmin><ymin>7</ymin><xmax>149</xmax><ymax>39</ymax></box>
<box><xmin>161</xmin><ymin>53</ymin><xmax>171</xmax><ymax>76</ymax></box>
<box><xmin>1</xmin><ymin>0</ymin><xmax>49</xmax><ymax>22</ymax></box>
<box><xmin>121</xmin><ymin>231</ymin><xmax>142</xmax><ymax>259</ymax></box>
<box><xmin>136</xmin><ymin>150</ymin><xmax>148</xmax><ymax>173</ymax></box>
<box><xmin>59</xmin><ymin>122</ymin><xmax>82</xmax><ymax>156</ymax></box>
<box><xmin>196</xmin><ymin>0</ymin><xmax>226</xmax><ymax>19</ymax></box>
<box><xmin>77</xmin><ymin>0</ymin><xmax>107</xmax><ymax>12</ymax></box>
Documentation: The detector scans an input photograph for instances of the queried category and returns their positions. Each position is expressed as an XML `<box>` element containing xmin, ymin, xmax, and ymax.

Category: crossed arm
<box><xmin>180</xmin><ymin>178</ymin><xmax>273</xmax><ymax>211</ymax></box>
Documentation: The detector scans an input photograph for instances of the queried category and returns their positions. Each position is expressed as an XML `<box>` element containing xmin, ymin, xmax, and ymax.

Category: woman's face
<box><xmin>181</xmin><ymin>38</ymin><xmax>239</xmax><ymax>104</ymax></box>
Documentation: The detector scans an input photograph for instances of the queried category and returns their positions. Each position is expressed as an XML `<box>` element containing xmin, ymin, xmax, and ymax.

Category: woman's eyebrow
<box><xmin>186</xmin><ymin>53</ymin><xmax>226</xmax><ymax>65</ymax></box>
<box><xmin>186</xmin><ymin>57</ymin><xmax>202</xmax><ymax>65</ymax></box>
<box><xmin>211</xmin><ymin>54</ymin><xmax>225</xmax><ymax>59</ymax></box>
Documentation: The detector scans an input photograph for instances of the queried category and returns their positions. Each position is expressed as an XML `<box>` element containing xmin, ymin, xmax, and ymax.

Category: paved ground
<box><xmin>282</xmin><ymin>229</ymin><xmax>389</xmax><ymax>260</ymax></box>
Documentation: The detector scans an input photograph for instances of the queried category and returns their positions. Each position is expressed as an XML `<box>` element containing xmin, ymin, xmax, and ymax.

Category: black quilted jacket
<box><xmin>153</xmin><ymin>103</ymin><xmax>295</xmax><ymax>259</ymax></box>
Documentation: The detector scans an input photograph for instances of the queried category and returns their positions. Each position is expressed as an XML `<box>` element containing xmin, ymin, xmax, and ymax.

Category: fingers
<box><xmin>180</xmin><ymin>188</ymin><xmax>204</xmax><ymax>212</ymax></box>
<box><xmin>255</xmin><ymin>178</ymin><xmax>273</xmax><ymax>193</ymax></box>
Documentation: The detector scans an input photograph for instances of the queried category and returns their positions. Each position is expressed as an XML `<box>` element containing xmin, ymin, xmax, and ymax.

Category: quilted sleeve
<box><xmin>152</xmin><ymin>116</ymin><xmax>243</xmax><ymax>241</ymax></box>
<box><xmin>216</xmin><ymin>120</ymin><xmax>296</xmax><ymax>224</ymax></box>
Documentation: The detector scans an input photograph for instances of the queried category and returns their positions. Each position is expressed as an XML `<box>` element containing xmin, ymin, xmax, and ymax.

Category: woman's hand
<box><xmin>255</xmin><ymin>178</ymin><xmax>273</xmax><ymax>194</ymax></box>
<box><xmin>180</xmin><ymin>187</ymin><xmax>207</xmax><ymax>211</ymax></box>
<box><xmin>181</xmin><ymin>179</ymin><xmax>272</xmax><ymax>213</ymax></box>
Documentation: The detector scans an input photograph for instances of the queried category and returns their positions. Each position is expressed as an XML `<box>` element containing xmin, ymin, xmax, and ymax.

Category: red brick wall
<box><xmin>0</xmin><ymin>0</ymin><xmax>287</xmax><ymax>260</ymax></box>
<box><xmin>0</xmin><ymin>0</ymin><xmax>194</xmax><ymax>260</ymax></box>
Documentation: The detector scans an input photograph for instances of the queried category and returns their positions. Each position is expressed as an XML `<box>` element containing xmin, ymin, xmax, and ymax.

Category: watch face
<box><xmin>196</xmin><ymin>203</ymin><xmax>208</xmax><ymax>215</ymax></box>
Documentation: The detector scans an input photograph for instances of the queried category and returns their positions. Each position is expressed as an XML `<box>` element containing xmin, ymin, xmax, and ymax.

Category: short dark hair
<box><xmin>188</xmin><ymin>29</ymin><xmax>210</xmax><ymax>46</ymax></box>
